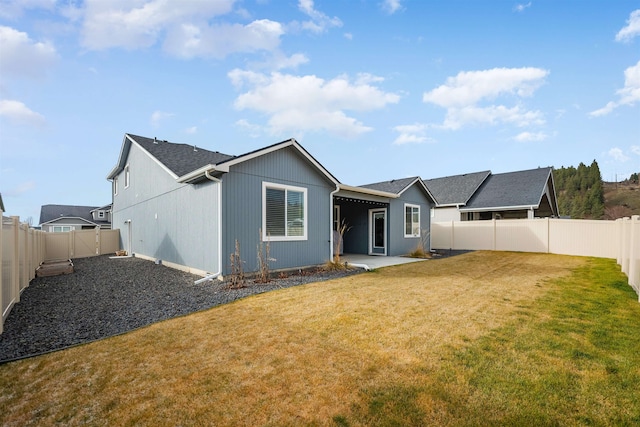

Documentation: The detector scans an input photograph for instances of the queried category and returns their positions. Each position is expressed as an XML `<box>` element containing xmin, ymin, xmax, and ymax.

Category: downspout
<box><xmin>194</xmin><ymin>170</ymin><xmax>223</xmax><ymax>284</ymax></box>
<box><xmin>330</xmin><ymin>184</ymin><xmax>340</xmax><ymax>262</ymax></box>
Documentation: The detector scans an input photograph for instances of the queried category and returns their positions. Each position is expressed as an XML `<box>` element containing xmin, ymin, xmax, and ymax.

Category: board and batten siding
<box><xmin>111</xmin><ymin>141</ymin><xmax>221</xmax><ymax>274</ymax></box>
<box><xmin>387</xmin><ymin>183</ymin><xmax>433</xmax><ymax>256</ymax></box>
<box><xmin>221</xmin><ymin>146</ymin><xmax>335</xmax><ymax>275</ymax></box>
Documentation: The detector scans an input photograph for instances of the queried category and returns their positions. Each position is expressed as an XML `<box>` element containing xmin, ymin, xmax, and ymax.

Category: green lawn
<box><xmin>1</xmin><ymin>251</ymin><xmax>638</xmax><ymax>426</ymax></box>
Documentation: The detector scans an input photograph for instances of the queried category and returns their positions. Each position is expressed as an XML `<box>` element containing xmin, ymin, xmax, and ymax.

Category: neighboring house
<box><xmin>425</xmin><ymin>167</ymin><xmax>559</xmax><ymax>221</ymax></box>
<box><xmin>107</xmin><ymin>133</ymin><xmax>435</xmax><ymax>277</ymax></box>
<box><xmin>39</xmin><ymin>204</ymin><xmax>112</xmax><ymax>232</ymax></box>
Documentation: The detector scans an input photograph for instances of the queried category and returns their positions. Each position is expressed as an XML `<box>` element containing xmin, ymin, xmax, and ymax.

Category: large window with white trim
<box><xmin>263</xmin><ymin>182</ymin><xmax>307</xmax><ymax>241</ymax></box>
<box><xmin>404</xmin><ymin>204</ymin><xmax>420</xmax><ymax>237</ymax></box>
<box><xmin>52</xmin><ymin>226</ymin><xmax>72</xmax><ymax>233</ymax></box>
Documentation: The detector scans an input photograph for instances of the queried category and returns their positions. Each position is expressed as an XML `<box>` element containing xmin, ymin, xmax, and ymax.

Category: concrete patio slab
<box><xmin>340</xmin><ymin>254</ymin><xmax>427</xmax><ymax>270</ymax></box>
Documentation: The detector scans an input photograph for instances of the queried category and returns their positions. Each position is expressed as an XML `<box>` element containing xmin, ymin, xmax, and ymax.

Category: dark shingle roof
<box><xmin>464</xmin><ymin>167</ymin><xmax>552</xmax><ymax>210</ymax></box>
<box><xmin>39</xmin><ymin>204</ymin><xmax>99</xmax><ymax>225</ymax></box>
<box><xmin>424</xmin><ymin>171</ymin><xmax>491</xmax><ymax>206</ymax></box>
<box><xmin>359</xmin><ymin>176</ymin><xmax>421</xmax><ymax>194</ymax></box>
<box><xmin>129</xmin><ymin>134</ymin><xmax>235</xmax><ymax>177</ymax></box>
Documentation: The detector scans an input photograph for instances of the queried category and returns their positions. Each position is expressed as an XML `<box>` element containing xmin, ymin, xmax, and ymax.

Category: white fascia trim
<box><xmin>176</xmin><ymin>165</ymin><xmax>226</xmax><ymax>183</ymax></box>
<box><xmin>106</xmin><ymin>134</ymin><xmax>132</xmax><ymax>179</ymax></box>
<box><xmin>337</xmin><ymin>184</ymin><xmax>398</xmax><ymax>199</ymax></box>
<box><xmin>397</xmin><ymin>177</ymin><xmax>436</xmax><ymax>203</ymax></box>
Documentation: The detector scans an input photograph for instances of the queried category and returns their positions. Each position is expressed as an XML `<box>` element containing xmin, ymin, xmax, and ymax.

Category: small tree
<box><xmin>256</xmin><ymin>228</ymin><xmax>273</xmax><ymax>283</ymax></box>
<box><xmin>409</xmin><ymin>229</ymin><xmax>431</xmax><ymax>258</ymax></box>
<box><xmin>333</xmin><ymin>219</ymin><xmax>351</xmax><ymax>264</ymax></box>
<box><xmin>228</xmin><ymin>239</ymin><xmax>245</xmax><ymax>289</ymax></box>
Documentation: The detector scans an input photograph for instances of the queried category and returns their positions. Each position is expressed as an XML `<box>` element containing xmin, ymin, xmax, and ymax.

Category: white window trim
<box><xmin>262</xmin><ymin>181</ymin><xmax>308</xmax><ymax>242</ymax></box>
<box><xmin>52</xmin><ymin>225</ymin><xmax>72</xmax><ymax>233</ymax></box>
<box><xmin>124</xmin><ymin>164</ymin><xmax>130</xmax><ymax>189</ymax></box>
<box><xmin>113</xmin><ymin>177</ymin><xmax>118</xmax><ymax>196</ymax></box>
<box><xmin>404</xmin><ymin>203</ymin><xmax>421</xmax><ymax>238</ymax></box>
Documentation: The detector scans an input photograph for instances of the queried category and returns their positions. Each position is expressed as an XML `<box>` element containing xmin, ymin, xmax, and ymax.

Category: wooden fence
<box><xmin>1</xmin><ymin>210</ymin><xmax>120</xmax><ymax>334</ymax></box>
<box><xmin>432</xmin><ymin>216</ymin><xmax>640</xmax><ymax>300</ymax></box>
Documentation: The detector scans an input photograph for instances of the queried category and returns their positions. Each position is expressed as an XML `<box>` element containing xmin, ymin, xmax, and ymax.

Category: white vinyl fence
<box><xmin>432</xmin><ymin>216</ymin><xmax>640</xmax><ymax>300</ymax></box>
<box><xmin>1</xmin><ymin>210</ymin><xmax>120</xmax><ymax>334</ymax></box>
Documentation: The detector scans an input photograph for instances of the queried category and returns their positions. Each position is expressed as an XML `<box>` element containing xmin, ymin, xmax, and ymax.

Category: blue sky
<box><xmin>1</xmin><ymin>0</ymin><xmax>639</xmax><ymax>224</ymax></box>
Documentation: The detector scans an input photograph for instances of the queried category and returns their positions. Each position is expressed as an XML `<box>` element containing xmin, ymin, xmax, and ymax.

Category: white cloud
<box><xmin>344</xmin><ymin>32</ymin><xmax>353</xmax><ymax>40</ymax></box>
<box><xmin>150</xmin><ymin>110</ymin><xmax>174</xmax><ymax>127</ymax></box>
<box><xmin>392</xmin><ymin>123</ymin><xmax>433</xmax><ymax>145</ymax></box>
<box><xmin>590</xmin><ymin>60</ymin><xmax>640</xmax><ymax>117</ymax></box>
<box><xmin>79</xmin><ymin>0</ymin><xmax>284</xmax><ymax>59</ymax></box>
<box><xmin>0</xmin><ymin>99</ymin><xmax>46</xmax><ymax>126</ymax></box>
<box><xmin>423</xmin><ymin>67</ymin><xmax>548</xmax><ymax>108</ymax></box>
<box><xmin>631</xmin><ymin>145</ymin><xmax>640</xmax><ymax>156</ymax></box>
<box><xmin>513</xmin><ymin>2</ymin><xmax>532</xmax><ymax>13</ymax></box>
<box><xmin>185</xmin><ymin>126</ymin><xmax>197</xmax><ymax>134</ymax></box>
<box><xmin>514</xmin><ymin>131</ymin><xmax>548</xmax><ymax>142</ymax></box>
<box><xmin>609</xmin><ymin>147</ymin><xmax>629</xmax><ymax>162</ymax></box>
<box><xmin>382</xmin><ymin>0</ymin><xmax>402</xmax><ymax>15</ymax></box>
<box><xmin>163</xmin><ymin>19</ymin><xmax>284</xmax><ymax>59</ymax></box>
<box><xmin>229</xmin><ymin>70</ymin><xmax>400</xmax><ymax>138</ymax></box>
<box><xmin>615</xmin><ymin>9</ymin><xmax>640</xmax><ymax>43</ymax></box>
<box><xmin>0</xmin><ymin>26</ymin><xmax>58</xmax><ymax>79</ymax></box>
<box><xmin>297</xmin><ymin>0</ymin><xmax>342</xmax><ymax>33</ymax></box>
<box><xmin>423</xmin><ymin>67</ymin><xmax>548</xmax><ymax>130</ymax></box>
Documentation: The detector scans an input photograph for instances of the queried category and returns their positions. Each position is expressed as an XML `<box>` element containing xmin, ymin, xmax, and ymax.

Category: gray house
<box><xmin>107</xmin><ymin>134</ymin><xmax>435</xmax><ymax>277</ymax></box>
<box><xmin>39</xmin><ymin>204</ymin><xmax>112</xmax><ymax>232</ymax></box>
<box><xmin>425</xmin><ymin>167</ymin><xmax>558</xmax><ymax>221</ymax></box>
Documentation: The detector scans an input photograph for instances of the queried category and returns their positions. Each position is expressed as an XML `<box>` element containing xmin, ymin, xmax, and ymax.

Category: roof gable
<box><xmin>39</xmin><ymin>204</ymin><xmax>100</xmax><ymax>225</ymax></box>
<box><xmin>359</xmin><ymin>176</ymin><xmax>435</xmax><ymax>202</ymax></box>
<box><xmin>463</xmin><ymin>167</ymin><xmax>553</xmax><ymax>210</ymax></box>
<box><xmin>424</xmin><ymin>170</ymin><xmax>491</xmax><ymax>206</ymax></box>
<box><xmin>129</xmin><ymin>134</ymin><xmax>235</xmax><ymax>178</ymax></box>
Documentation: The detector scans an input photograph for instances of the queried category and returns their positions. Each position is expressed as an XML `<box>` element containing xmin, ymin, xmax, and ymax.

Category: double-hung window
<box><xmin>263</xmin><ymin>182</ymin><xmax>307</xmax><ymax>241</ymax></box>
<box><xmin>404</xmin><ymin>204</ymin><xmax>420</xmax><ymax>238</ymax></box>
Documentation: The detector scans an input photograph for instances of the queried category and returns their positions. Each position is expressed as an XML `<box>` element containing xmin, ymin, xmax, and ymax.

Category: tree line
<box><xmin>553</xmin><ymin>160</ymin><xmax>604</xmax><ymax>219</ymax></box>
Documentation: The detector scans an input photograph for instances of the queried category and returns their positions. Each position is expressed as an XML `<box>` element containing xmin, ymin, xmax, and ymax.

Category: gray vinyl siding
<box><xmin>111</xmin><ymin>142</ymin><xmax>221</xmax><ymax>273</ymax></box>
<box><xmin>387</xmin><ymin>184</ymin><xmax>433</xmax><ymax>256</ymax></box>
<box><xmin>221</xmin><ymin>146</ymin><xmax>334</xmax><ymax>274</ymax></box>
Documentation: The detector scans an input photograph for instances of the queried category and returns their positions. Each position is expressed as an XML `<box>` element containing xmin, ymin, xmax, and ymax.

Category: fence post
<box><xmin>11</xmin><ymin>217</ymin><xmax>20</xmax><ymax>304</ymax></box>
<box><xmin>629</xmin><ymin>216</ymin><xmax>639</xmax><ymax>301</ymax></box>
<box><xmin>0</xmin><ymin>209</ymin><xmax>3</xmax><ymax>334</ymax></box>
<box><xmin>492</xmin><ymin>218</ymin><xmax>497</xmax><ymax>251</ymax></box>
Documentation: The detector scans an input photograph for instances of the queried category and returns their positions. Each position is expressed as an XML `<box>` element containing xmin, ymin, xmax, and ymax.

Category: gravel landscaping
<box><xmin>0</xmin><ymin>255</ymin><xmax>361</xmax><ymax>363</ymax></box>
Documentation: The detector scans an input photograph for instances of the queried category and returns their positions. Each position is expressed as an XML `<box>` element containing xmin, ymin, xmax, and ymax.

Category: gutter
<box><xmin>194</xmin><ymin>169</ymin><xmax>223</xmax><ymax>284</ymax></box>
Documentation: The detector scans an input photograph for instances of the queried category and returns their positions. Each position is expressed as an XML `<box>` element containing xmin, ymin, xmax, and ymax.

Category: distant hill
<box><xmin>554</xmin><ymin>162</ymin><xmax>639</xmax><ymax>220</ymax></box>
<box><xmin>603</xmin><ymin>179</ymin><xmax>640</xmax><ymax>220</ymax></box>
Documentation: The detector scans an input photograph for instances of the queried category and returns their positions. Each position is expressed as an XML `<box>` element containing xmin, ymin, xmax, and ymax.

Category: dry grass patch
<box><xmin>2</xmin><ymin>251</ymin><xmax>636</xmax><ymax>426</ymax></box>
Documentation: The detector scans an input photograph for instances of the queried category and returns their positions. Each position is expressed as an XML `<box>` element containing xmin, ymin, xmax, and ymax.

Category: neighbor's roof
<box><xmin>462</xmin><ymin>167</ymin><xmax>553</xmax><ymax>211</ymax></box>
<box><xmin>423</xmin><ymin>170</ymin><xmax>491</xmax><ymax>206</ymax></box>
<box><xmin>129</xmin><ymin>134</ymin><xmax>235</xmax><ymax>177</ymax></box>
<box><xmin>359</xmin><ymin>176</ymin><xmax>436</xmax><ymax>202</ymax></box>
<box><xmin>39</xmin><ymin>204</ymin><xmax>104</xmax><ymax>225</ymax></box>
